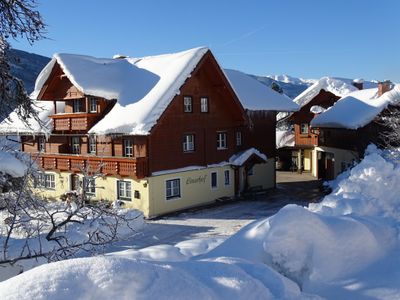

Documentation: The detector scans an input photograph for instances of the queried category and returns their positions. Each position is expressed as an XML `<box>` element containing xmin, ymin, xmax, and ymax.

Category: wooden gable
<box><xmin>148</xmin><ymin>50</ymin><xmax>249</xmax><ymax>173</ymax></box>
<box><xmin>37</xmin><ymin>63</ymin><xmax>84</xmax><ymax>100</ymax></box>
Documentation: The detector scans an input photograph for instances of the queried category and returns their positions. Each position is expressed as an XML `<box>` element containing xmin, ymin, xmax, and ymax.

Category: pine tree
<box><xmin>0</xmin><ymin>0</ymin><xmax>45</xmax><ymax>121</ymax></box>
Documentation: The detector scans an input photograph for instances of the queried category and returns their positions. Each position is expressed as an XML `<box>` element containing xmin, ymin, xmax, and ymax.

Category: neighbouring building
<box><xmin>277</xmin><ymin>76</ymin><xmax>378</xmax><ymax>179</ymax></box>
<box><xmin>310</xmin><ymin>81</ymin><xmax>400</xmax><ymax>179</ymax></box>
<box><xmin>0</xmin><ymin>47</ymin><xmax>298</xmax><ymax>217</ymax></box>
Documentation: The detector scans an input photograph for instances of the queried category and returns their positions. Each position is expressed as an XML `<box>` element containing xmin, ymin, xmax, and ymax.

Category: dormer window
<box><xmin>89</xmin><ymin>97</ymin><xmax>97</xmax><ymax>113</ymax></box>
<box><xmin>73</xmin><ymin>99</ymin><xmax>83</xmax><ymax>113</ymax></box>
<box><xmin>183</xmin><ymin>96</ymin><xmax>192</xmax><ymax>113</ymax></box>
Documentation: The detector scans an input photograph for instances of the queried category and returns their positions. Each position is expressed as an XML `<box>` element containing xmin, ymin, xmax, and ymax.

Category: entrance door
<box><xmin>325</xmin><ymin>153</ymin><xmax>335</xmax><ymax>180</ymax></box>
<box><xmin>236</xmin><ymin>166</ymin><xmax>247</xmax><ymax>196</ymax></box>
<box><xmin>317</xmin><ymin>151</ymin><xmax>335</xmax><ymax>180</ymax></box>
<box><xmin>70</xmin><ymin>174</ymin><xmax>80</xmax><ymax>191</ymax></box>
<box><xmin>317</xmin><ymin>151</ymin><xmax>326</xmax><ymax>179</ymax></box>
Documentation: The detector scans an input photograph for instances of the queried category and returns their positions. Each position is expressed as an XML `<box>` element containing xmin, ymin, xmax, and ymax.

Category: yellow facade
<box><xmin>147</xmin><ymin>166</ymin><xmax>234</xmax><ymax>217</ymax></box>
<box><xmin>247</xmin><ymin>158</ymin><xmax>275</xmax><ymax>189</ymax></box>
<box><xmin>311</xmin><ymin>146</ymin><xmax>359</xmax><ymax>178</ymax></box>
<box><xmin>35</xmin><ymin>161</ymin><xmax>274</xmax><ymax>218</ymax></box>
<box><xmin>303</xmin><ymin>149</ymin><xmax>312</xmax><ymax>171</ymax></box>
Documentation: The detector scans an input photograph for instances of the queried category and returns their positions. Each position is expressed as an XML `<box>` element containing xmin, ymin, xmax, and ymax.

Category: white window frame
<box><xmin>183</xmin><ymin>96</ymin><xmax>193</xmax><ymax>113</ymax></box>
<box><xmin>71</xmin><ymin>136</ymin><xmax>80</xmax><ymax>154</ymax></box>
<box><xmin>89</xmin><ymin>135</ymin><xmax>96</xmax><ymax>154</ymax></box>
<box><xmin>117</xmin><ymin>180</ymin><xmax>132</xmax><ymax>201</ymax></box>
<box><xmin>300</xmin><ymin>123</ymin><xmax>309</xmax><ymax>134</ymax></box>
<box><xmin>211</xmin><ymin>171</ymin><xmax>218</xmax><ymax>189</ymax></box>
<box><xmin>200</xmin><ymin>97</ymin><xmax>208</xmax><ymax>113</ymax></box>
<box><xmin>38</xmin><ymin>136</ymin><xmax>46</xmax><ymax>152</ymax></box>
<box><xmin>37</xmin><ymin>172</ymin><xmax>56</xmax><ymax>190</ymax></box>
<box><xmin>183</xmin><ymin>134</ymin><xmax>195</xmax><ymax>152</ymax></box>
<box><xmin>123</xmin><ymin>139</ymin><xmax>133</xmax><ymax>157</ymax></box>
<box><xmin>83</xmin><ymin>177</ymin><xmax>96</xmax><ymax>195</ymax></box>
<box><xmin>73</xmin><ymin>99</ymin><xmax>83</xmax><ymax>113</ymax></box>
<box><xmin>224</xmin><ymin>170</ymin><xmax>230</xmax><ymax>186</ymax></box>
<box><xmin>217</xmin><ymin>132</ymin><xmax>227</xmax><ymax>150</ymax></box>
<box><xmin>89</xmin><ymin>97</ymin><xmax>97</xmax><ymax>113</ymax></box>
<box><xmin>166</xmin><ymin>178</ymin><xmax>181</xmax><ymax>200</ymax></box>
<box><xmin>236</xmin><ymin>131</ymin><xmax>242</xmax><ymax>146</ymax></box>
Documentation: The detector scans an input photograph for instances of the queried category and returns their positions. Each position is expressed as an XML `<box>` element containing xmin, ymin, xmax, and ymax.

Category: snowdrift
<box><xmin>1</xmin><ymin>145</ymin><xmax>400</xmax><ymax>299</ymax></box>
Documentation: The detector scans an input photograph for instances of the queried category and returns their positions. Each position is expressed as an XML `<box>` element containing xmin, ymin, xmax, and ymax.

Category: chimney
<box><xmin>378</xmin><ymin>80</ymin><xmax>393</xmax><ymax>96</ymax></box>
<box><xmin>352</xmin><ymin>78</ymin><xmax>364</xmax><ymax>90</ymax></box>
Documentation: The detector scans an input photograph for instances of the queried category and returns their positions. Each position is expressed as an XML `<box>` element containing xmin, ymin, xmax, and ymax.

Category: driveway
<box><xmin>113</xmin><ymin>171</ymin><xmax>325</xmax><ymax>251</ymax></box>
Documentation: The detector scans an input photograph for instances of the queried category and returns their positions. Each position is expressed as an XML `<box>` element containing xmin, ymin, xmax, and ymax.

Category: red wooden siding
<box><xmin>148</xmin><ymin>51</ymin><xmax>248</xmax><ymax>173</ymax></box>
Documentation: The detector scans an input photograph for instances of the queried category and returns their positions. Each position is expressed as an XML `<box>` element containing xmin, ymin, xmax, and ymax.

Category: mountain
<box><xmin>249</xmin><ymin>74</ymin><xmax>316</xmax><ymax>99</ymax></box>
<box><xmin>7</xmin><ymin>49</ymin><xmax>50</xmax><ymax>94</ymax></box>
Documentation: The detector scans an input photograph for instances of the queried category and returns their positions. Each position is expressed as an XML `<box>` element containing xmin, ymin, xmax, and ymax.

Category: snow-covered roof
<box><xmin>31</xmin><ymin>47</ymin><xmax>209</xmax><ymax>135</ymax></box>
<box><xmin>31</xmin><ymin>53</ymin><xmax>162</xmax><ymax>106</ymax></box>
<box><xmin>229</xmin><ymin>148</ymin><xmax>267</xmax><ymax>166</ymax></box>
<box><xmin>310</xmin><ymin>105</ymin><xmax>326</xmax><ymax>114</ymax></box>
<box><xmin>311</xmin><ymin>85</ymin><xmax>400</xmax><ymax>129</ymax></box>
<box><xmin>293</xmin><ymin>76</ymin><xmax>359</xmax><ymax>107</ymax></box>
<box><xmin>276</xmin><ymin>130</ymin><xmax>294</xmax><ymax>149</ymax></box>
<box><xmin>223</xmin><ymin>69</ymin><xmax>299</xmax><ymax>112</ymax></box>
<box><xmin>0</xmin><ymin>101</ymin><xmax>54</xmax><ymax>135</ymax></box>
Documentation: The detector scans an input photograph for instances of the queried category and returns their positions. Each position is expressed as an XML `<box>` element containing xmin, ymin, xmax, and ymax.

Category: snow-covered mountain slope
<box><xmin>7</xmin><ymin>49</ymin><xmax>50</xmax><ymax>94</ymax></box>
<box><xmin>249</xmin><ymin>74</ymin><xmax>316</xmax><ymax>99</ymax></box>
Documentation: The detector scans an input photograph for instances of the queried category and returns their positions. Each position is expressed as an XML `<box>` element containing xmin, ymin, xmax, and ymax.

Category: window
<box><xmin>200</xmin><ymin>97</ymin><xmax>208</xmax><ymax>113</ymax></box>
<box><xmin>183</xmin><ymin>134</ymin><xmax>195</xmax><ymax>152</ymax></box>
<box><xmin>89</xmin><ymin>135</ymin><xmax>96</xmax><ymax>154</ymax></box>
<box><xmin>117</xmin><ymin>180</ymin><xmax>132</xmax><ymax>200</ymax></box>
<box><xmin>73</xmin><ymin>99</ymin><xmax>83</xmax><ymax>113</ymax></box>
<box><xmin>224</xmin><ymin>170</ymin><xmax>230</xmax><ymax>185</ymax></box>
<box><xmin>83</xmin><ymin>178</ymin><xmax>95</xmax><ymax>195</ymax></box>
<box><xmin>183</xmin><ymin>96</ymin><xmax>192</xmax><ymax>113</ymax></box>
<box><xmin>123</xmin><ymin>139</ymin><xmax>133</xmax><ymax>157</ymax></box>
<box><xmin>166</xmin><ymin>179</ymin><xmax>180</xmax><ymax>200</ymax></box>
<box><xmin>134</xmin><ymin>190</ymin><xmax>141</xmax><ymax>199</ymax></box>
<box><xmin>38</xmin><ymin>136</ymin><xmax>46</xmax><ymax>152</ymax></box>
<box><xmin>217</xmin><ymin>132</ymin><xmax>227</xmax><ymax>150</ymax></box>
<box><xmin>247</xmin><ymin>166</ymin><xmax>254</xmax><ymax>176</ymax></box>
<box><xmin>300</xmin><ymin>123</ymin><xmax>309</xmax><ymax>134</ymax></box>
<box><xmin>89</xmin><ymin>97</ymin><xmax>97</xmax><ymax>113</ymax></box>
<box><xmin>71</xmin><ymin>137</ymin><xmax>80</xmax><ymax>154</ymax></box>
<box><xmin>236</xmin><ymin>131</ymin><xmax>242</xmax><ymax>146</ymax></box>
<box><xmin>37</xmin><ymin>173</ymin><xmax>55</xmax><ymax>189</ymax></box>
<box><xmin>211</xmin><ymin>172</ymin><xmax>217</xmax><ymax>189</ymax></box>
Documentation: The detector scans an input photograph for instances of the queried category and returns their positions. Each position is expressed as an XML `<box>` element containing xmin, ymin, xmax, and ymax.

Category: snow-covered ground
<box><xmin>1</xmin><ymin>145</ymin><xmax>400</xmax><ymax>299</ymax></box>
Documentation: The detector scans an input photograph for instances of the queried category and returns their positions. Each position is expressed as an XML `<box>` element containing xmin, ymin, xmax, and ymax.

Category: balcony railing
<box><xmin>295</xmin><ymin>132</ymin><xmax>319</xmax><ymax>147</ymax></box>
<box><xmin>37</xmin><ymin>154</ymin><xmax>148</xmax><ymax>179</ymax></box>
<box><xmin>50</xmin><ymin>113</ymin><xmax>99</xmax><ymax>131</ymax></box>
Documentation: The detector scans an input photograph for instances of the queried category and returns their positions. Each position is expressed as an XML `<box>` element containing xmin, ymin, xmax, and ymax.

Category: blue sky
<box><xmin>11</xmin><ymin>0</ymin><xmax>400</xmax><ymax>82</ymax></box>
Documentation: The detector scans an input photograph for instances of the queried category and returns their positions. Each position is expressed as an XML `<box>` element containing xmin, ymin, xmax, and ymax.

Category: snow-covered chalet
<box><xmin>0</xmin><ymin>47</ymin><xmax>298</xmax><ymax>217</ymax></box>
<box><xmin>311</xmin><ymin>80</ymin><xmax>400</xmax><ymax>173</ymax></box>
<box><xmin>278</xmin><ymin>77</ymin><xmax>400</xmax><ymax>180</ymax></box>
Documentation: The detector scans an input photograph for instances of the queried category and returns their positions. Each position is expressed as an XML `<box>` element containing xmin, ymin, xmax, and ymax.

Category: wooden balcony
<box><xmin>295</xmin><ymin>133</ymin><xmax>319</xmax><ymax>147</ymax></box>
<box><xmin>50</xmin><ymin>113</ymin><xmax>99</xmax><ymax>131</ymax></box>
<box><xmin>37</xmin><ymin>154</ymin><xmax>149</xmax><ymax>179</ymax></box>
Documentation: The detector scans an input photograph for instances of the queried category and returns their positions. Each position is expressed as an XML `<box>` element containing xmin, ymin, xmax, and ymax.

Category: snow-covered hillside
<box><xmin>7</xmin><ymin>49</ymin><xmax>50</xmax><ymax>93</ymax></box>
<box><xmin>250</xmin><ymin>74</ymin><xmax>316</xmax><ymax>99</ymax></box>
<box><xmin>1</xmin><ymin>145</ymin><xmax>400</xmax><ymax>299</ymax></box>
